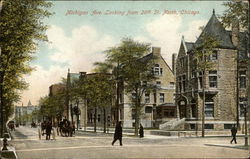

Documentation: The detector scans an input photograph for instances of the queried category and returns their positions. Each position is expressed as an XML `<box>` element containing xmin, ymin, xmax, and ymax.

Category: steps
<box><xmin>159</xmin><ymin>118</ymin><xmax>186</xmax><ymax>130</ymax></box>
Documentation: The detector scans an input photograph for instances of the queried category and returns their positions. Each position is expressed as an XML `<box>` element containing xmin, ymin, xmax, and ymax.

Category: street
<box><xmin>7</xmin><ymin>126</ymin><xmax>249</xmax><ymax>159</ymax></box>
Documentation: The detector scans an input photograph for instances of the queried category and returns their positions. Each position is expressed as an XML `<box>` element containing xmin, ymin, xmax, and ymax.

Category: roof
<box><xmin>185</xmin><ymin>42</ymin><xmax>195</xmax><ymax>52</ymax></box>
<box><xmin>227</xmin><ymin>31</ymin><xmax>249</xmax><ymax>58</ymax></box>
<box><xmin>139</xmin><ymin>53</ymin><xmax>154</xmax><ymax>62</ymax></box>
<box><xmin>195</xmin><ymin>11</ymin><xmax>235</xmax><ymax>49</ymax></box>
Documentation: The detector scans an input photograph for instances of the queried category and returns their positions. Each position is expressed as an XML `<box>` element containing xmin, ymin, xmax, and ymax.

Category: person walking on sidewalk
<box><xmin>230</xmin><ymin>124</ymin><xmax>237</xmax><ymax>144</ymax></box>
<box><xmin>139</xmin><ymin>123</ymin><xmax>144</xmax><ymax>138</ymax></box>
<box><xmin>46</xmin><ymin>121</ymin><xmax>52</xmax><ymax>140</ymax></box>
<box><xmin>112</xmin><ymin>121</ymin><xmax>123</xmax><ymax>146</ymax></box>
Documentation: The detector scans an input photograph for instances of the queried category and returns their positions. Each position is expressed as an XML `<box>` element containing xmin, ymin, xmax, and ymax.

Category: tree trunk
<box><xmin>94</xmin><ymin>107</ymin><xmax>97</xmax><ymax>132</ymax></box>
<box><xmin>0</xmin><ymin>71</ymin><xmax>5</xmax><ymax>137</ymax></box>
<box><xmin>103</xmin><ymin>107</ymin><xmax>106</xmax><ymax>133</ymax></box>
<box><xmin>202</xmin><ymin>64</ymin><xmax>206</xmax><ymax>137</ymax></box>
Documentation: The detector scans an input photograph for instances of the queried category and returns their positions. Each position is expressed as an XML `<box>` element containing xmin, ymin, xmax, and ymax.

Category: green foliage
<box><xmin>220</xmin><ymin>1</ymin><xmax>248</xmax><ymax>30</ymax></box>
<box><xmin>39</xmin><ymin>92</ymin><xmax>65</xmax><ymax>119</ymax></box>
<box><xmin>97</xmin><ymin>38</ymin><xmax>156</xmax><ymax>135</ymax></box>
<box><xmin>0</xmin><ymin>0</ymin><xmax>52</xmax><ymax>119</ymax></box>
<box><xmin>193</xmin><ymin>34</ymin><xmax>220</xmax><ymax>72</ymax></box>
<box><xmin>79</xmin><ymin>73</ymin><xmax>114</xmax><ymax>109</ymax></box>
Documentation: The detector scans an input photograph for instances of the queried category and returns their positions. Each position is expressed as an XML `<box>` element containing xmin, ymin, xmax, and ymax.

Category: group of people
<box><xmin>40</xmin><ymin>118</ymin><xmax>76</xmax><ymax>140</ymax></box>
<box><xmin>111</xmin><ymin>122</ymin><xmax>144</xmax><ymax>146</ymax></box>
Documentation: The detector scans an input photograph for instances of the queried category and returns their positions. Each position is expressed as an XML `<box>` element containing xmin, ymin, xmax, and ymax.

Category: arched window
<box><xmin>153</xmin><ymin>64</ymin><xmax>163</xmax><ymax>76</ymax></box>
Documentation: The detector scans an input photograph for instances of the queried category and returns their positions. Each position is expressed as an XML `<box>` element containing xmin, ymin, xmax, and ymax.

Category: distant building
<box><xmin>175</xmin><ymin>10</ymin><xmax>249</xmax><ymax>131</ymax></box>
<box><xmin>15</xmin><ymin>100</ymin><xmax>40</xmax><ymax>125</ymax></box>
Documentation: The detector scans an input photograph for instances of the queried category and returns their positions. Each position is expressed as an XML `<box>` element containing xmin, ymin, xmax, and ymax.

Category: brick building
<box><xmin>121</xmin><ymin>47</ymin><xmax>176</xmax><ymax>128</ymax></box>
<box><xmin>175</xmin><ymin>10</ymin><xmax>249</xmax><ymax>131</ymax></box>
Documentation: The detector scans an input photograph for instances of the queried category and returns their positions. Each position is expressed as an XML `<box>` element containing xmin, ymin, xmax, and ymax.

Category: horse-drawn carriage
<box><xmin>58</xmin><ymin>119</ymin><xmax>75</xmax><ymax>137</ymax></box>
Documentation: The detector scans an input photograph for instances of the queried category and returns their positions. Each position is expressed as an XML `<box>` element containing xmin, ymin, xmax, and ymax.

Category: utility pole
<box><xmin>116</xmin><ymin>61</ymin><xmax>120</xmax><ymax>124</ymax></box>
<box><xmin>244</xmin><ymin>101</ymin><xmax>248</xmax><ymax>146</ymax></box>
<box><xmin>201</xmin><ymin>51</ymin><xmax>206</xmax><ymax>137</ymax></box>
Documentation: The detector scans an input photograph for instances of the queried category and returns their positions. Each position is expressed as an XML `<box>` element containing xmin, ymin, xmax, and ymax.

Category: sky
<box><xmin>19</xmin><ymin>1</ymin><xmax>228</xmax><ymax>106</ymax></box>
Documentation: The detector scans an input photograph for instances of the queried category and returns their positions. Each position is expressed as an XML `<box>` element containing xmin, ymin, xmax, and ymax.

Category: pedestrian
<box><xmin>139</xmin><ymin>123</ymin><xmax>144</xmax><ymax>138</ymax></box>
<box><xmin>230</xmin><ymin>124</ymin><xmax>237</xmax><ymax>144</ymax></box>
<box><xmin>46</xmin><ymin>121</ymin><xmax>52</xmax><ymax>140</ymax></box>
<box><xmin>112</xmin><ymin>121</ymin><xmax>123</xmax><ymax>146</ymax></box>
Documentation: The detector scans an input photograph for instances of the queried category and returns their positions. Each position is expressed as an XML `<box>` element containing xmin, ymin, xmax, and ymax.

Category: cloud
<box><xmin>20</xmin><ymin>65</ymin><xmax>67</xmax><ymax>106</ymax></box>
<box><xmin>47</xmin><ymin>25</ymin><xmax>114</xmax><ymax>72</ymax></box>
<box><xmin>183</xmin><ymin>20</ymin><xmax>207</xmax><ymax>42</ymax></box>
<box><xmin>20</xmin><ymin>25</ymin><xmax>115</xmax><ymax>105</ymax></box>
<box><xmin>143</xmin><ymin>15</ymin><xmax>206</xmax><ymax>69</ymax></box>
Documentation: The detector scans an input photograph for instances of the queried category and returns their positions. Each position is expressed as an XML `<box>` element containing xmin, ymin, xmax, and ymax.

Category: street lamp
<box><xmin>243</xmin><ymin>101</ymin><xmax>248</xmax><ymax>146</ymax></box>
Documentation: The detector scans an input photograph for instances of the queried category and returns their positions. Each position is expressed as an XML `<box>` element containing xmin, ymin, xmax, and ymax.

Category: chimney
<box><xmin>172</xmin><ymin>53</ymin><xmax>177</xmax><ymax>75</ymax></box>
<box><xmin>79</xmin><ymin>72</ymin><xmax>86</xmax><ymax>79</ymax></box>
<box><xmin>152</xmin><ymin>47</ymin><xmax>161</xmax><ymax>57</ymax></box>
<box><xmin>232</xmin><ymin>17</ymin><xmax>239</xmax><ymax>48</ymax></box>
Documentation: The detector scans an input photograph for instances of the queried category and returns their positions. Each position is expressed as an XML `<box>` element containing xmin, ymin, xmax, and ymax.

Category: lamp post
<box><xmin>243</xmin><ymin>101</ymin><xmax>248</xmax><ymax>146</ymax></box>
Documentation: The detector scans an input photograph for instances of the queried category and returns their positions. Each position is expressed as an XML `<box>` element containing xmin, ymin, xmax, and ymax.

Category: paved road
<box><xmin>9</xmin><ymin>126</ymin><xmax>249</xmax><ymax>159</ymax></box>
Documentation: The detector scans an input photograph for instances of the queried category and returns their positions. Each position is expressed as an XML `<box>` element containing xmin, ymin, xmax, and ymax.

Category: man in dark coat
<box><xmin>112</xmin><ymin>121</ymin><xmax>123</xmax><ymax>146</ymax></box>
<box><xmin>230</xmin><ymin>124</ymin><xmax>237</xmax><ymax>144</ymax></box>
<box><xmin>139</xmin><ymin>123</ymin><xmax>144</xmax><ymax>138</ymax></box>
<box><xmin>46</xmin><ymin>121</ymin><xmax>52</xmax><ymax>140</ymax></box>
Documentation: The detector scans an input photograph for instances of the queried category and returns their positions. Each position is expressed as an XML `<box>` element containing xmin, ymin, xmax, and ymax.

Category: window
<box><xmin>156</xmin><ymin>81</ymin><xmax>161</xmax><ymax>87</ymax></box>
<box><xmin>163</xmin><ymin>109</ymin><xmax>175</xmax><ymax>118</ymax></box>
<box><xmin>182</xmin><ymin>75</ymin><xmax>186</xmax><ymax>92</ymax></box>
<box><xmin>145</xmin><ymin>106</ymin><xmax>152</xmax><ymax>113</ymax></box>
<box><xmin>154</xmin><ymin>64</ymin><xmax>161</xmax><ymax>75</ymax></box>
<box><xmin>145</xmin><ymin>93</ymin><xmax>150</xmax><ymax>103</ymax></box>
<box><xmin>170</xmin><ymin>82</ymin><xmax>175</xmax><ymax>86</ymax></box>
<box><xmin>180</xmin><ymin>57</ymin><xmax>185</xmax><ymax>67</ymax></box>
<box><xmin>209</xmin><ymin>50</ymin><xmax>218</xmax><ymax>60</ymax></box>
<box><xmin>205</xmin><ymin>98</ymin><xmax>214</xmax><ymax>117</ymax></box>
<box><xmin>190</xmin><ymin>124</ymin><xmax>196</xmax><ymax>130</ymax></box>
<box><xmin>169</xmin><ymin>82</ymin><xmax>175</xmax><ymax>88</ymax></box>
<box><xmin>239</xmin><ymin>71</ymin><xmax>246</xmax><ymax>88</ymax></box>
<box><xmin>224</xmin><ymin>124</ymin><xmax>233</xmax><ymax>129</ymax></box>
<box><xmin>153</xmin><ymin>64</ymin><xmax>163</xmax><ymax>76</ymax></box>
<box><xmin>205</xmin><ymin>124</ymin><xmax>214</xmax><ymax>129</ymax></box>
<box><xmin>159</xmin><ymin>93</ymin><xmax>164</xmax><ymax>103</ymax></box>
<box><xmin>209</xmin><ymin>70</ymin><xmax>217</xmax><ymax>88</ymax></box>
<box><xmin>239</xmin><ymin>97</ymin><xmax>247</xmax><ymax>117</ymax></box>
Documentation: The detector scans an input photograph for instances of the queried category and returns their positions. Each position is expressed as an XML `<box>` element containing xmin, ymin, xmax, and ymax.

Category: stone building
<box><xmin>120</xmin><ymin>47</ymin><xmax>176</xmax><ymax>128</ymax></box>
<box><xmin>175</xmin><ymin>10</ymin><xmax>249</xmax><ymax>131</ymax></box>
<box><xmin>15</xmin><ymin>101</ymin><xmax>40</xmax><ymax>125</ymax></box>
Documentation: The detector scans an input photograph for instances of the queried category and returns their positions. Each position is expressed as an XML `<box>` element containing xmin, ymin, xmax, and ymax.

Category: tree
<box><xmin>97</xmin><ymin>38</ymin><xmax>156</xmax><ymax>136</ymax></box>
<box><xmin>193</xmin><ymin>33</ymin><xmax>220</xmax><ymax>137</ymax></box>
<box><xmin>0</xmin><ymin>0</ymin><xmax>52</xmax><ymax>136</ymax></box>
<box><xmin>78</xmin><ymin>73</ymin><xmax>114</xmax><ymax>133</ymax></box>
<box><xmin>220</xmin><ymin>0</ymin><xmax>250</xmax><ymax>129</ymax></box>
<box><xmin>220</xmin><ymin>0</ymin><xmax>248</xmax><ymax>30</ymax></box>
